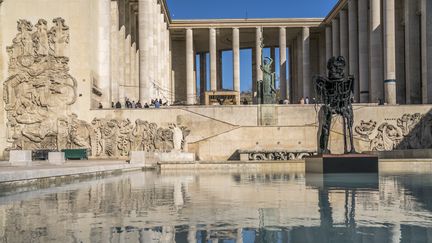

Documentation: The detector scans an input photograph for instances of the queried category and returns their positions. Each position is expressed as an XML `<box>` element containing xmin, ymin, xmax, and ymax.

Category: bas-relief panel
<box><xmin>355</xmin><ymin>112</ymin><xmax>432</xmax><ymax>151</ymax></box>
<box><xmin>3</xmin><ymin>18</ymin><xmax>190</xmax><ymax>158</ymax></box>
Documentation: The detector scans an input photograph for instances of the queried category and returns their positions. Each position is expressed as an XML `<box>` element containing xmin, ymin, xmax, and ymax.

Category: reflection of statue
<box><xmin>315</xmin><ymin>56</ymin><xmax>355</xmax><ymax>154</ymax></box>
<box><xmin>258</xmin><ymin>57</ymin><xmax>276</xmax><ymax>104</ymax></box>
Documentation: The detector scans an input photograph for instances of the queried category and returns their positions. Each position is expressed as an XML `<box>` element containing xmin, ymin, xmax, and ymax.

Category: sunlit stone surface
<box><xmin>0</xmin><ymin>168</ymin><xmax>432</xmax><ymax>242</ymax></box>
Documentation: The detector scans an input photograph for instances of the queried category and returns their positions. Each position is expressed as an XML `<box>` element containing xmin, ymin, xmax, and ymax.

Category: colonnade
<box><xmin>181</xmin><ymin>27</ymin><xmax>294</xmax><ymax>105</ymax></box>
<box><xmin>96</xmin><ymin>0</ymin><xmax>432</xmax><ymax>106</ymax></box>
<box><xmin>325</xmin><ymin>0</ymin><xmax>432</xmax><ymax>104</ymax></box>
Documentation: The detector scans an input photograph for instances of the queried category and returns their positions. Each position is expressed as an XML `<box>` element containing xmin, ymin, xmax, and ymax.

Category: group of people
<box><xmin>97</xmin><ymin>98</ymin><xmax>168</xmax><ymax>109</ymax></box>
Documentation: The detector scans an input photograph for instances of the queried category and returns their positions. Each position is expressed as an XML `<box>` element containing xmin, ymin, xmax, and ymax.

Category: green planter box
<box><xmin>61</xmin><ymin>149</ymin><xmax>88</xmax><ymax>160</ymax></box>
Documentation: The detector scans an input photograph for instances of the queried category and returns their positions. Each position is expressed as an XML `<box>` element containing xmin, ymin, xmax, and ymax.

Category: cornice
<box><xmin>169</xmin><ymin>18</ymin><xmax>324</xmax><ymax>29</ymax></box>
<box><xmin>321</xmin><ymin>0</ymin><xmax>348</xmax><ymax>26</ymax></box>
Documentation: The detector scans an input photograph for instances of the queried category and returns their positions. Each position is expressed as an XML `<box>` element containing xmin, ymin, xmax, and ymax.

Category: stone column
<box><xmin>209</xmin><ymin>28</ymin><xmax>217</xmax><ymax>91</ymax></box>
<box><xmin>348</xmin><ymin>0</ymin><xmax>360</xmax><ymax>102</ymax></box>
<box><xmin>383</xmin><ymin>0</ymin><xmax>397</xmax><ymax>104</ymax></box>
<box><xmin>279</xmin><ymin>27</ymin><xmax>287</xmax><ymax>100</ymax></box>
<box><xmin>124</xmin><ymin>35</ymin><xmax>131</xmax><ymax>99</ymax></box>
<box><xmin>358</xmin><ymin>0</ymin><xmax>370</xmax><ymax>102</ymax></box>
<box><xmin>325</xmin><ymin>25</ymin><xmax>332</xmax><ymax>61</ymax></box>
<box><xmin>421</xmin><ymin>0</ymin><xmax>432</xmax><ymax>103</ymax></box>
<box><xmin>332</xmin><ymin>18</ymin><xmax>340</xmax><ymax>57</ymax></box>
<box><xmin>302</xmin><ymin>27</ymin><xmax>311</xmax><ymax>98</ymax></box>
<box><xmin>370</xmin><ymin>0</ymin><xmax>384</xmax><ymax>103</ymax></box>
<box><xmin>200</xmin><ymin>53</ymin><xmax>207</xmax><ymax>104</ymax></box>
<box><xmin>296</xmin><ymin>34</ymin><xmax>303</xmax><ymax>100</ymax></box>
<box><xmin>186</xmin><ymin>28</ymin><xmax>195</xmax><ymax>105</ymax></box>
<box><xmin>256</xmin><ymin>27</ymin><xmax>263</xmax><ymax>82</ymax></box>
<box><xmin>119</xmin><ymin>26</ymin><xmax>126</xmax><ymax>103</ymax></box>
<box><xmin>97</xmin><ymin>0</ymin><xmax>111</xmax><ymax>107</ymax></box>
<box><xmin>340</xmin><ymin>9</ymin><xmax>349</xmax><ymax>68</ymax></box>
<box><xmin>270</xmin><ymin>47</ymin><xmax>276</xmax><ymax>74</ymax></box>
<box><xmin>110</xmin><ymin>1</ymin><xmax>120</xmax><ymax>103</ymax></box>
<box><xmin>232</xmin><ymin>27</ymin><xmax>241</xmax><ymax>104</ymax></box>
<box><xmin>395</xmin><ymin>0</ymin><xmax>406</xmax><ymax>104</ymax></box>
<box><xmin>404</xmin><ymin>0</ymin><xmax>421</xmax><ymax>104</ymax></box>
<box><xmin>217</xmin><ymin>51</ymin><xmax>223</xmax><ymax>90</ymax></box>
<box><xmin>138</xmin><ymin>0</ymin><xmax>152</xmax><ymax>103</ymax></box>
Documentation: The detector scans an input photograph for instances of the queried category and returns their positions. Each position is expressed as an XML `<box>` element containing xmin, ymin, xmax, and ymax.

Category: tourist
<box><xmin>111</xmin><ymin>102</ymin><xmax>114</xmax><ymax>108</ymax></box>
<box><xmin>154</xmin><ymin>99</ymin><xmax>161</xmax><ymax>108</ymax></box>
<box><xmin>159</xmin><ymin>98</ymin><xmax>163</xmax><ymax>105</ymax></box>
<box><xmin>305</xmin><ymin>97</ymin><xmax>310</xmax><ymax>104</ymax></box>
<box><xmin>115</xmin><ymin>101</ymin><xmax>122</xmax><ymax>108</ymax></box>
<box><xmin>98</xmin><ymin>102</ymin><xmax>103</xmax><ymax>109</ymax></box>
<box><xmin>132</xmin><ymin>100</ymin><xmax>136</xmax><ymax>108</ymax></box>
<box><xmin>283</xmin><ymin>99</ymin><xmax>289</xmax><ymax>104</ymax></box>
<box><xmin>136</xmin><ymin>100</ymin><xmax>142</xmax><ymax>108</ymax></box>
<box><xmin>242</xmin><ymin>98</ymin><xmax>248</xmax><ymax>105</ymax></box>
<box><xmin>377</xmin><ymin>98</ymin><xmax>384</xmax><ymax>106</ymax></box>
<box><xmin>300</xmin><ymin>97</ymin><xmax>305</xmax><ymax>104</ymax></box>
<box><xmin>144</xmin><ymin>102</ymin><xmax>149</xmax><ymax>108</ymax></box>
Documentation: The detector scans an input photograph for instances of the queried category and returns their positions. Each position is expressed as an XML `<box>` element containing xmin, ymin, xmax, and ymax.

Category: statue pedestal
<box><xmin>9</xmin><ymin>150</ymin><xmax>32</xmax><ymax>166</ymax></box>
<box><xmin>305</xmin><ymin>154</ymin><xmax>378</xmax><ymax>173</ymax></box>
<box><xmin>157</xmin><ymin>151</ymin><xmax>195</xmax><ymax>162</ymax></box>
<box><xmin>48</xmin><ymin>152</ymin><xmax>66</xmax><ymax>165</ymax></box>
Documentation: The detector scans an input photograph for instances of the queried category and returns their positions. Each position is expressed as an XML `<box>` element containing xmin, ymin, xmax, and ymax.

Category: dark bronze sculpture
<box><xmin>315</xmin><ymin>56</ymin><xmax>356</xmax><ymax>154</ymax></box>
<box><xmin>257</xmin><ymin>57</ymin><xmax>276</xmax><ymax>104</ymax></box>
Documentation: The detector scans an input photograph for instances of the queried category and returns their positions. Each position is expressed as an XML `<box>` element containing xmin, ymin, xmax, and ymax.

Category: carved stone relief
<box><xmin>3</xmin><ymin>18</ymin><xmax>191</xmax><ymax>158</ymax></box>
<box><xmin>354</xmin><ymin>113</ymin><xmax>432</xmax><ymax>151</ymax></box>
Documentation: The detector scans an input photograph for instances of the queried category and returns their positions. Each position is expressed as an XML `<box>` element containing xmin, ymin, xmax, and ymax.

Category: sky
<box><xmin>165</xmin><ymin>0</ymin><xmax>339</xmax><ymax>92</ymax></box>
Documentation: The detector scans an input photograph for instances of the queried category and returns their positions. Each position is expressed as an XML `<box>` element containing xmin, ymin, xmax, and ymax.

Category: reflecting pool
<box><xmin>1</xmin><ymin>169</ymin><xmax>432</xmax><ymax>242</ymax></box>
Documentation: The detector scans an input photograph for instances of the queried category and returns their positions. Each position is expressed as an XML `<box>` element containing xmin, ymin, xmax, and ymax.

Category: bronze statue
<box><xmin>315</xmin><ymin>56</ymin><xmax>356</xmax><ymax>154</ymax></box>
<box><xmin>257</xmin><ymin>57</ymin><xmax>276</xmax><ymax>104</ymax></box>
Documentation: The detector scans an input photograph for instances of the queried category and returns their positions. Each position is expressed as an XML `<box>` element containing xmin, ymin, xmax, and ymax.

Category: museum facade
<box><xmin>0</xmin><ymin>0</ymin><xmax>431</xmax><ymax>161</ymax></box>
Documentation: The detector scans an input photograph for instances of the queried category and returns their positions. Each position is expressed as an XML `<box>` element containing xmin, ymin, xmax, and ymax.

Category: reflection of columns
<box><xmin>302</xmin><ymin>27</ymin><xmax>310</xmax><ymax>98</ymax></box>
<box><xmin>421</xmin><ymin>0</ymin><xmax>432</xmax><ymax>103</ymax></box>
<box><xmin>332</xmin><ymin>18</ymin><xmax>340</xmax><ymax>57</ymax></box>
<box><xmin>187</xmin><ymin>226</ymin><xmax>197</xmax><ymax>243</ymax></box>
<box><xmin>348</xmin><ymin>0</ymin><xmax>359</xmax><ymax>102</ymax></box>
<box><xmin>138</xmin><ymin>0</ymin><xmax>152</xmax><ymax>102</ymax></box>
<box><xmin>232</xmin><ymin>28</ymin><xmax>241</xmax><ymax>103</ymax></box>
<box><xmin>325</xmin><ymin>25</ymin><xmax>332</xmax><ymax>61</ymax></box>
<box><xmin>358</xmin><ymin>0</ymin><xmax>369</xmax><ymax>102</ymax></box>
<box><xmin>370</xmin><ymin>0</ymin><xmax>384</xmax><ymax>103</ymax></box>
<box><xmin>236</xmin><ymin>228</ymin><xmax>243</xmax><ymax>243</ymax></box>
<box><xmin>200</xmin><ymin>53</ymin><xmax>207</xmax><ymax>105</ymax></box>
<box><xmin>340</xmin><ymin>9</ymin><xmax>349</xmax><ymax>66</ymax></box>
<box><xmin>209</xmin><ymin>28</ymin><xmax>217</xmax><ymax>91</ymax></box>
<box><xmin>186</xmin><ymin>28</ymin><xmax>195</xmax><ymax>105</ymax></box>
<box><xmin>279</xmin><ymin>27</ymin><xmax>287</xmax><ymax>100</ymax></box>
<box><xmin>97</xmin><ymin>0</ymin><xmax>111</xmax><ymax>107</ymax></box>
<box><xmin>256</xmin><ymin>27</ymin><xmax>263</xmax><ymax>82</ymax></box>
<box><xmin>384</xmin><ymin>0</ymin><xmax>397</xmax><ymax>105</ymax></box>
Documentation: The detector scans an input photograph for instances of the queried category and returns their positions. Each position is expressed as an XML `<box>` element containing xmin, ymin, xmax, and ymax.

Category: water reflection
<box><xmin>0</xmin><ymin>170</ymin><xmax>432</xmax><ymax>242</ymax></box>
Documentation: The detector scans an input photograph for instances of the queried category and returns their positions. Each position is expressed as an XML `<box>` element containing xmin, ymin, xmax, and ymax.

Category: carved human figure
<box><xmin>33</xmin><ymin>19</ymin><xmax>49</xmax><ymax>56</ymax></box>
<box><xmin>169</xmin><ymin>123</ymin><xmax>183</xmax><ymax>152</ymax></box>
<box><xmin>259</xmin><ymin>57</ymin><xmax>276</xmax><ymax>104</ymax></box>
<box><xmin>49</xmin><ymin>18</ymin><xmax>69</xmax><ymax>57</ymax></box>
<box><xmin>16</xmin><ymin>19</ymin><xmax>34</xmax><ymax>56</ymax></box>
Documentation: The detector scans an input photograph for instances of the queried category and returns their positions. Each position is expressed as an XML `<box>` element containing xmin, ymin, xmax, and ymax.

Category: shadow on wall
<box><xmin>396</xmin><ymin>109</ymin><xmax>432</xmax><ymax>150</ymax></box>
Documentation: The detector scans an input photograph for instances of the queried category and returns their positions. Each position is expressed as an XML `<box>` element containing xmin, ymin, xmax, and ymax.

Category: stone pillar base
<box><xmin>9</xmin><ymin>150</ymin><xmax>32</xmax><ymax>166</ymax></box>
<box><xmin>48</xmin><ymin>152</ymin><xmax>66</xmax><ymax>165</ymax></box>
<box><xmin>129</xmin><ymin>151</ymin><xmax>146</xmax><ymax>164</ymax></box>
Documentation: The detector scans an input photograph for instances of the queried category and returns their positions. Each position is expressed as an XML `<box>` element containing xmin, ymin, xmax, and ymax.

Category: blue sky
<box><xmin>166</xmin><ymin>0</ymin><xmax>339</xmax><ymax>92</ymax></box>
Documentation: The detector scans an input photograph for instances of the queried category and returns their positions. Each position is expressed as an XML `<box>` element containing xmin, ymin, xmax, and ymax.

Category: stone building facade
<box><xmin>0</xmin><ymin>0</ymin><xmax>431</xmax><ymax>160</ymax></box>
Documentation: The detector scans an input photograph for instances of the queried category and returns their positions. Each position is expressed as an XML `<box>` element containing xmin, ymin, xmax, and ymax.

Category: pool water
<box><xmin>0</xmin><ymin>170</ymin><xmax>432</xmax><ymax>243</ymax></box>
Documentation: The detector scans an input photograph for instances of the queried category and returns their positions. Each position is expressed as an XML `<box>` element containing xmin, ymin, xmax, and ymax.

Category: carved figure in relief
<box><xmin>49</xmin><ymin>18</ymin><xmax>69</xmax><ymax>57</ymax></box>
<box><xmin>34</xmin><ymin>19</ymin><xmax>49</xmax><ymax>56</ymax></box>
<box><xmin>3</xmin><ymin>18</ymin><xmax>192</xmax><ymax>157</ymax></box>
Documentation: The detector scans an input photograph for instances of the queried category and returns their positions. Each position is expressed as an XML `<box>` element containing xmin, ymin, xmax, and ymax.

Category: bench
<box><xmin>32</xmin><ymin>149</ymin><xmax>55</xmax><ymax>160</ymax></box>
<box><xmin>61</xmin><ymin>149</ymin><xmax>88</xmax><ymax>160</ymax></box>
